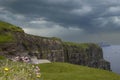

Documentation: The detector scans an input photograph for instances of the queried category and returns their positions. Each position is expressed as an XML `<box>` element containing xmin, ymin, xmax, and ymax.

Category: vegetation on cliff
<box><xmin>0</xmin><ymin>21</ymin><xmax>23</xmax><ymax>32</ymax></box>
<box><xmin>0</xmin><ymin>21</ymin><xmax>23</xmax><ymax>43</ymax></box>
<box><xmin>63</xmin><ymin>42</ymin><xmax>99</xmax><ymax>49</ymax></box>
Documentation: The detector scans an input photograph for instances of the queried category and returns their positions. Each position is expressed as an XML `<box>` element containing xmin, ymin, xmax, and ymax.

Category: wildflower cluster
<box><xmin>31</xmin><ymin>65</ymin><xmax>41</xmax><ymax>78</ymax></box>
<box><xmin>0</xmin><ymin>60</ymin><xmax>42</xmax><ymax>80</ymax></box>
<box><xmin>35</xmin><ymin>66</ymin><xmax>41</xmax><ymax>78</ymax></box>
<box><xmin>13</xmin><ymin>56</ymin><xmax>31</xmax><ymax>63</ymax></box>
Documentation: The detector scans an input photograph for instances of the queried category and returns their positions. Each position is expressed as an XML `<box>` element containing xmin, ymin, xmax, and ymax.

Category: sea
<box><xmin>102</xmin><ymin>45</ymin><xmax>120</xmax><ymax>74</ymax></box>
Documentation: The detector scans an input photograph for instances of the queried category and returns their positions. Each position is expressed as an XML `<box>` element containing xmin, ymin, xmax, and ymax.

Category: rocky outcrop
<box><xmin>0</xmin><ymin>21</ymin><xmax>110</xmax><ymax>70</ymax></box>
<box><xmin>0</xmin><ymin>32</ymin><xmax>65</xmax><ymax>62</ymax></box>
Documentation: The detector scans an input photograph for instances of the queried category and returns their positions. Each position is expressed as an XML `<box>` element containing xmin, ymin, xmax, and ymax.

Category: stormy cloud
<box><xmin>1</xmin><ymin>0</ymin><xmax>120</xmax><ymax>44</ymax></box>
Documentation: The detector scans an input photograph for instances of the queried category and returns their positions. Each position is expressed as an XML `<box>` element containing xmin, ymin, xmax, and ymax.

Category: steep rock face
<box><xmin>63</xmin><ymin>43</ymin><xmax>110</xmax><ymax>70</ymax></box>
<box><xmin>0</xmin><ymin>32</ymin><xmax>64</xmax><ymax>62</ymax></box>
<box><xmin>0</xmin><ymin>21</ymin><xmax>110</xmax><ymax>70</ymax></box>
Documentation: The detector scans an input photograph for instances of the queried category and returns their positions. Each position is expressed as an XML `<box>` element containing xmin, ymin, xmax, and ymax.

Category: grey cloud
<box><xmin>3</xmin><ymin>0</ymin><xmax>119</xmax><ymax>32</ymax></box>
<box><xmin>0</xmin><ymin>0</ymin><xmax>95</xmax><ymax>30</ymax></box>
<box><xmin>1</xmin><ymin>0</ymin><xmax>120</xmax><ymax>44</ymax></box>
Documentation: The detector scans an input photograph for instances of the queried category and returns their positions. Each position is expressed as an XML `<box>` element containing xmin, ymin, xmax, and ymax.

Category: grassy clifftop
<box><xmin>63</xmin><ymin>42</ymin><xmax>100</xmax><ymax>49</ymax></box>
<box><xmin>0</xmin><ymin>21</ymin><xmax>23</xmax><ymax>32</ymax></box>
<box><xmin>0</xmin><ymin>21</ymin><xmax>23</xmax><ymax>43</ymax></box>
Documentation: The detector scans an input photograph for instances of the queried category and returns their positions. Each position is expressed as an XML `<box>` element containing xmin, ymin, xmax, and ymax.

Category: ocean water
<box><xmin>102</xmin><ymin>45</ymin><xmax>120</xmax><ymax>74</ymax></box>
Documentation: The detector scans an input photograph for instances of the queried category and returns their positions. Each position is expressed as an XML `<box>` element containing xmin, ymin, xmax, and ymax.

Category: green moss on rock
<box><xmin>0</xmin><ymin>32</ymin><xmax>14</xmax><ymax>43</ymax></box>
<box><xmin>63</xmin><ymin>42</ymin><xmax>99</xmax><ymax>49</ymax></box>
<box><xmin>0</xmin><ymin>56</ymin><xmax>6</xmax><ymax>60</ymax></box>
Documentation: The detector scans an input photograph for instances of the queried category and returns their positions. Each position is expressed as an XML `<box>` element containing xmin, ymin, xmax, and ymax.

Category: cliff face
<box><xmin>0</xmin><ymin>21</ymin><xmax>110</xmax><ymax>70</ymax></box>
<box><xmin>0</xmin><ymin>32</ymin><xmax>64</xmax><ymax>62</ymax></box>
<box><xmin>63</xmin><ymin>43</ymin><xmax>110</xmax><ymax>70</ymax></box>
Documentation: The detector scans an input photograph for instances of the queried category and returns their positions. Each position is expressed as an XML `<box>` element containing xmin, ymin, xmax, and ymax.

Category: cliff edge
<box><xmin>0</xmin><ymin>21</ymin><xmax>110</xmax><ymax>70</ymax></box>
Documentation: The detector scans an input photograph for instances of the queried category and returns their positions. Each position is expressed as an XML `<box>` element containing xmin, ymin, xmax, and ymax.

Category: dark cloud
<box><xmin>1</xmin><ymin>0</ymin><xmax>120</xmax><ymax>44</ymax></box>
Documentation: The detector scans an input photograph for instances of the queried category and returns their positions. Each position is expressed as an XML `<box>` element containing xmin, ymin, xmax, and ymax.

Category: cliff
<box><xmin>0</xmin><ymin>21</ymin><xmax>110</xmax><ymax>70</ymax></box>
<box><xmin>63</xmin><ymin>42</ymin><xmax>110</xmax><ymax>70</ymax></box>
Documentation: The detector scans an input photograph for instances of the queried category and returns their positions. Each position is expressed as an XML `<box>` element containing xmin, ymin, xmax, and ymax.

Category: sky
<box><xmin>0</xmin><ymin>0</ymin><xmax>120</xmax><ymax>44</ymax></box>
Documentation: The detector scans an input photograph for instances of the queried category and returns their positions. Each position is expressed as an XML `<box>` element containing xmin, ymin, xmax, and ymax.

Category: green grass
<box><xmin>0</xmin><ymin>21</ymin><xmax>24</xmax><ymax>43</ymax></box>
<box><xmin>0</xmin><ymin>59</ymin><xmax>120</xmax><ymax>80</ymax></box>
<box><xmin>0</xmin><ymin>56</ymin><xmax>6</xmax><ymax>60</ymax></box>
<box><xmin>63</xmin><ymin>42</ymin><xmax>99</xmax><ymax>49</ymax></box>
<box><xmin>0</xmin><ymin>33</ymin><xmax>14</xmax><ymax>43</ymax></box>
<box><xmin>0</xmin><ymin>21</ymin><xmax>23</xmax><ymax>32</ymax></box>
<box><xmin>39</xmin><ymin>62</ymin><xmax>120</xmax><ymax>80</ymax></box>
